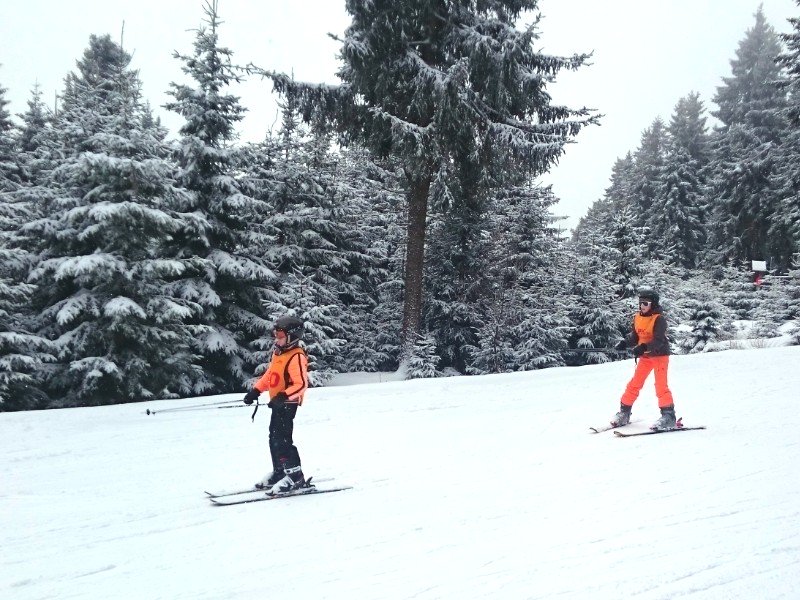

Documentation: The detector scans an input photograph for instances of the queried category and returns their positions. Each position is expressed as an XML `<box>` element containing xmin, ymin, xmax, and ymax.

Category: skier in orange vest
<box><xmin>611</xmin><ymin>288</ymin><xmax>677</xmax><ymax>430</ymax></box>
<box><xmin>243</xmin><ymin>315</ymin><xmax>310</xmax><ymax>494</ymax></box>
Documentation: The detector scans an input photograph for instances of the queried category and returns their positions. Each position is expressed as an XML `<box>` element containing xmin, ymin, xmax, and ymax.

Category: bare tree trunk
<box><xmin>401</xmin><ymin>175</ymin><xmax>432</xmax><ymax>356</ymax></box>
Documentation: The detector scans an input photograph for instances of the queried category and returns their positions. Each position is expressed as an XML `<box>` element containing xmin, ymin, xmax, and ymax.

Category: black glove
<box><xmin>614</xmin><ymin>340</ymin><xmax>627</xmax><ymax>351</ymax></box>
<box><xmin>268</xmin><ymin>392</ymin><xmax>289</xmax><ymax>408</ymax></box>
<box><xmin>243</xmin><ymin>388</ymin><xmax>260</xmax><ymax>405</ymax></box>
<box><xmin>632</xmin><ymin>343</ymin><xmax>648</xmax><ymax>357</ymax></box>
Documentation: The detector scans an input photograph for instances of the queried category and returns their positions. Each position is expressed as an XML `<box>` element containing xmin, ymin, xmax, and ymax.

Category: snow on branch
<box><xmin>40</xmin><ymin>253</ymin><xmax>127</xmax><ymax>283</ymax></box>
<box><xmin>102</xmin><ymin>296</ymin><xmax>147</xmax><ymax>320</ymax></box>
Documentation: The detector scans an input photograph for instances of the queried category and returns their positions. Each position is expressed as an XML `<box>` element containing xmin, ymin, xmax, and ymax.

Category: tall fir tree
<box><xmin>630</xmin><ymin>118</ymin><xmax>668</xmax><ymax>244</ymax></box>
<box><xmin>563</xmin><ymin>248</ymin><xmax>626</xmax><ymax>365</ymax></box>
<box><xmin>706</xmin><ymin>7</ymin><xmax>792</xmax><ymax>269</ymax></box>
<box><xmin>15</xmin><ymin>84</ymin><xmax>60</xmax><ymax>223</ymax></box>
<box><xmin>1</xmin><ymin>78</ymin><xmax>53</xmax><ymax>409</ymax></box>
<box><xmin>23</xmin><ymin>35</ymin><xmax>207</xmax><ymax>406</ymax></box>
<box><xmin>668</xmin><ymin>92</ymin><xmax>711</xmax><ymax>166</ymax></box>
<box><xmin>240</xmin><ymin>100</ymin><xmax>379</xmax><ymax>383</ymax></box>
<box><xmin>165</xmin><ymin>1</ymin><xmax>275</xmax><ymax>392</ymax></box>
<box><xmin>605</xmin><ymin>153</ymin><xmax>637</xmax><ymax>208</ymax></box>
<box><xmin>606</xmin><ymin>204</ymin><xmax>648</xmax><ymax>298</ymax></box>
<box><xmin>571</xmin><ymin>152</ymin><xmax>637</xmax><ymax>262</ymax></box>
<box><xmin>265</xmin><ymin>0</ymin><xmax>597</xmax><ymax>363</ymax></box>
<box><xmin>0</xmin><ymin>78</ymin><xmax>24</xmax><ymax>191</ymax></box>
<box><xmin>653</xmin><ymin>93</ymin><xmax>709</xmax><ymax>268</ymax></box>
<box><xmin>18</xmin><ymin>84</ymin><xmax>49</xmax><ymax>155</ymax></box>
<box><xmin>470</xmin><ymin>184</ymin><xmax>569</xmax><ymax>373</ymax></box>
<box><xmin>774</xmin><ymin>4</ymin><xmax>800</xmax><ymax>267</ymax></box>
<box><xmin>423</xmin><ymin>165</ymin><xmax>493</xmax><ymax>374</ymax></box>
<box><xmin>328</xmin><ymin>145</ymin><xmax>404</xmax><ymax>373</ymax></box>
<box><xmin>572</xmin><ymin>152</ymin><xmax>646</xmax><ymax>301</ymax></box>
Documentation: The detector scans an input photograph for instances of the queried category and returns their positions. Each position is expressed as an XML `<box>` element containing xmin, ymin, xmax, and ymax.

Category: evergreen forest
<box><xmin>1</xmin><ymin>1</ymin><xmax>799</xmax><ymax>410</ymax></box>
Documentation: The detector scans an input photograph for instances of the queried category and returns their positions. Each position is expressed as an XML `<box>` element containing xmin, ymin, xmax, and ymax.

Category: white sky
<box><xmin>1</xmin><ymin>0</ymin><xmax>798</xmax><ymax>230</ymax></box>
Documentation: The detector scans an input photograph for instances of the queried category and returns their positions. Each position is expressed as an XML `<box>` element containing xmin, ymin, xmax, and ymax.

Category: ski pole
<box><xmin>567</xmin><ymin>348</ymin><xmax>618</xmax><ymax>353</ymax></box>
<box><xmin>144</xmin><ymin>399</ymin><xmax>245</xmax><ymax>415</ymax></box>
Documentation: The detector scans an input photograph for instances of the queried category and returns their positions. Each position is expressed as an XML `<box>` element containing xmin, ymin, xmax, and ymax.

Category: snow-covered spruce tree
<box><xmin>774</xmin><ymin>5</ymin><xmax>800</xmax><ymax>269</ymax></box>
<box><xmin>166</xmin><ymin>1</ymin><xmax>275</xmax><ymax>392</ymax></box>
<box><xmin>667</xmin><ymin>92</ymin><xmax>712</xmax><ymax>167</ymax></box>
<box><xmin>423</xmin><ymin>161</ymin><xmax>494</xmax><ymax>374</ymax></box>
<box><xmin>18</xmin><ymin>84</ymin><xmax>50</xmax><ymax>155</ymax></box>
<box><xmin>564</xmin><ymin>247</ymin><xmax>627</xmax><ymax>366</ymax></box>
<box><xmin>605</xmin><ymin>204</ymin><xmax>648</xmax><ymax>299</ymax></box>
<box><xmin>467</xmin><ymin>291</ymin><xmax>518</xmax><ymax>375</ymax></box>
<box><xmin>405</xmin><ymin>331</ymin><xmax>440</xmax><ymax>379</ymax></box>
<box><xmin>331</xmin><ymin>145</ymin><xmax>405</xmax><ymax>373</ymax></box>
<box><xmin>749</xmin><ymin>257</ymin><xmax>800</xmax><ymax>336</ymax></box>
<box><xmin>572</xmin><ymin>154</ymin><xmax>633</xmax><ymax>242</ymax></box>
<box><xmin>570</xmin><ymin>152</ymin><xmax>650</xmax><ymax>298</ymax></box>
<box><xmin>679</xmin><ymin>297</ymin><xmax>725</xmax><ymax>354</ymax></box>
<box><xmin>653</xmin><ymin>93</ymin><xmax>708</xmax><ymax>268</ymax></box>
<box><xmin>630</xmin><ymin>118</ymin><xmax>668</xmax><ymax>238</ymax></box>
<box><xmin>513</xmin><ymin>295</ymin><xmax>571</xmax><ymax>370</ymax></box>
<box><xmin>713</xmin><ymin>262</ymin><xmax>759</xmax><ymax>319</ymax></box>
<box><xmin>0</xmin><ymin>78</ymin><xmax>24</xmax><ymax>191</ymax></box>
<box><xmin>264</xmin><ymin>0</ymin><xmax>597</xmax><ymax>364</ymax></box>
<box><xmin>23</xmin><ymin>35</ymin><xmax>207</xmax><ymax>406</ymax></box>
<box><xmin>470</xmin><ymin>183</ymin><xmax>568</xmax><ymax>373</ymax></box>
<box><xmin>0</xmin><ymin>79</ymin><xmax>52</xmax><ymax>410</ymax></box>
<box><xmin>705</xmin><ymin>8</ymin><xmax>791</xmax><ymax>270</ymax></box>
<box><xmin>779</xmin><ymin>3</ymin><xmax>800</xmax><ymax>127</ymax></box>
<box><xmin>781</xmin><ymin>257</ymin><xmax>800</xmax><ymax>344</ymax></box>
<box><xmin>749</xmin><ymin>280</ymin><xmax>795</xmax><ymax>338</ymax></box>
<box><xmin>14</xmin><ymin>84</ymin><xmax>60</xmax><ymax>227</ymax></box>
<box><xmin>573</xmin><ymin>153</ymin><xmax>648</xmax><ymax>302</ymax></box>
<box><xmin>302</xmin><ymin>120</ymin><xmax>393</xmax><ymax>379</ymax></box>
<box><xmin>657</xmin><ymin>146</ymin><xmax>703</xmax><ymax>267</ymax></box>
<box><xmin>572</xmin><ymin>152</ymin><xmax>645</xmax><ymax>297</ymax></box>
<box><xmin>240</xmin><ymin>101</ymin><xmax>380</xmax><ymax>384</ymax></box>
<box><xmin>604</xmin><ymin>152</ymin><xmax>637</xmax><ymax>213</ymax></box>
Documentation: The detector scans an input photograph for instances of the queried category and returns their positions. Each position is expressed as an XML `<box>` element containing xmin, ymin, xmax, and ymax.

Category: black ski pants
<box><xmin>269</xmin><ymin>403</ymin><xmax>301</xmax><ymax>470</ymax></box>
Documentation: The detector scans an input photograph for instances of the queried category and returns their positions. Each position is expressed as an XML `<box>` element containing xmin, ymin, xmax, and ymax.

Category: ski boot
<box><xmin>268</xmin><ymin>465</ymin><xmax>305</xmax><ymax>495</ymax></box>
<box><xmin>651</xmin><ymin>406</ymin><xmax>677</xmax><ymax>431</ymax></box>
<box><xmin>255</xmin><ymin>470</ymin><xmax>285</xmax><ymax>490</ymax></box>
<box><xmin>611</xmin><ymin>403</ymin><xmax>632</xmax><ymax>427</ymax></box>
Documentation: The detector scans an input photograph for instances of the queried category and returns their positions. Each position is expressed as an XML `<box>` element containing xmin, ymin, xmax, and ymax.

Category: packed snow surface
<box><xmin>2</xmin><ymin>346</ymin><xmax>799</xmax><ymax>599</ymax></box>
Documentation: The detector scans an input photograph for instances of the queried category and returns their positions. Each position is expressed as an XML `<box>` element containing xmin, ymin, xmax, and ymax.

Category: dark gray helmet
<box><xmin>637</xmin><ymin>287</ymin><xmax>660</xmax><ymax>306</ymax></box>
<box><xmin>274</xmin><ymin>315</ymin><xmax>304</xmax><ymax>347</ymax></box>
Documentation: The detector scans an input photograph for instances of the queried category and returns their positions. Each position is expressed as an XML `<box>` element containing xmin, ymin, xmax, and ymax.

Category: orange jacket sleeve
<box><xmin>284</xmin><ymin>351</ymin><xmax>309</xmax><ymax>403</ymax></box>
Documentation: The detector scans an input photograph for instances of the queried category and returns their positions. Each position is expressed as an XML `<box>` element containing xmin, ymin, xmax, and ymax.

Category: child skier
<box><xmin>611</xmin><ymin>288</ymin><xmax>678</xmax><ymax>430</ymax></box>
<box><xmin>243</xmin><ymin>315</ymin><xmax>309</xmax><ymax>494</ymax></box>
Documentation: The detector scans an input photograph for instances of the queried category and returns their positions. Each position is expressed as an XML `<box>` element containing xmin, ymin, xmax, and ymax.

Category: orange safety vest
<box><xmin>633</xmin><ymin>313</ymin><xmax>659</xmax><ymax>346</ymax></box>
<box><xmin>254</xmin><ymin>347</ymin><xmax>309</xmax><ymax>405</ymax></box>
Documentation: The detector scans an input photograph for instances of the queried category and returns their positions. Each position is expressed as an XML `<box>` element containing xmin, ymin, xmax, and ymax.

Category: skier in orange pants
<box><xmin>611</xmin><ymin>288</ymin><xmax>677</xmax><ymax>430</ymax></box>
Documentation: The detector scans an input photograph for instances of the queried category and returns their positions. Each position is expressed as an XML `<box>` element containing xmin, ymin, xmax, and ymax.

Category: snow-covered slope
<box><xmin>2</xmin><ymin>346</ymin><xmax>799</xmax><ymax>600</ymax></box>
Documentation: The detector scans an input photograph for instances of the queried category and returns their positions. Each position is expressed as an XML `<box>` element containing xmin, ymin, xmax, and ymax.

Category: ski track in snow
<box><xmin>1</xmin><ymin>346</ymin><xmax>799</xmax><ymax>599</ymax></box>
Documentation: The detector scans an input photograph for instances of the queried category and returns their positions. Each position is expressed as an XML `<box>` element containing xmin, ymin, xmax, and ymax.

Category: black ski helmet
<box><xmin>273</xmin><ymin>315</ymin><xmax>304</xmax><ymax>348</ymax></box>
<box><xmin>637</xmin><ymin>287</ymin><xmax>660</xmax><ymax>307</ymax></box>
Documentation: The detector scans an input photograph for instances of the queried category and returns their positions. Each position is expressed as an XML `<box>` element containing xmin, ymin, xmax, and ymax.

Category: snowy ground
<box><xmin>2</xmin><ymin>346</ymin><xmax>799</xmax><ymax>600</ymax></box>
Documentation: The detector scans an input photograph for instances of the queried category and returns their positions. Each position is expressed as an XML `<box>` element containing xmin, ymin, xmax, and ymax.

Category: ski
<box><xmin>590</xmin><ymin>419</ymin><xmax>641</xmax><ymax>433</ymax></box>
<box><xmin>205</xmin><ymin>476</ymin><xmax>333</xmax><ymax>498</ymax></box>
<box><xmin>208</xmin><ymin>484</ymin><xmax>352</xmax><ymax>506</ymax></box>
<box><xmin>614</xmin><ymin>426</ymin><xmax>706</xmax><ymax>437</ymax></box>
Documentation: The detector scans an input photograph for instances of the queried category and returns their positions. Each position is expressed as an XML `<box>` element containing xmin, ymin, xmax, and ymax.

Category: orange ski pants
<box><xmin>620</xmin><ymin>355</ymin><xmax>674</xmax><ymax>408</ymax></box>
